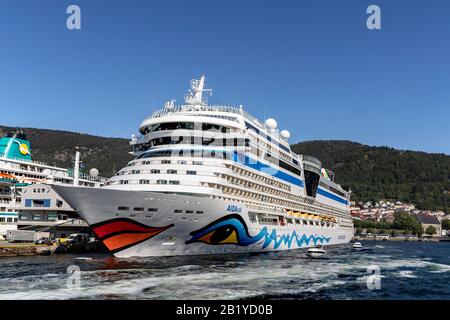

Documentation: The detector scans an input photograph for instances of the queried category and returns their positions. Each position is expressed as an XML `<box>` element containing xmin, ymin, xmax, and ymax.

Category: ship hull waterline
<box><xmin>53</xmin><ymin>185</ymin><xmax>353</xmax><ymax>258</ymax></box>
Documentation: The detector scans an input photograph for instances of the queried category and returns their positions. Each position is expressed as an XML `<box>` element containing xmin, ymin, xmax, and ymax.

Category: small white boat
<box><xmin>306</xmin><ymin>246</ymin><xmax>326</xmax><ymax>258</ymax></box>
<box><xmin>352</xmin><ymin>242</ymin><xmax>363</xmax><ymax>250</ymax></box>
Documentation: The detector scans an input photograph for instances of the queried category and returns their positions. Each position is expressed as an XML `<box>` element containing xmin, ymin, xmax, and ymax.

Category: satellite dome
<box><xmin>280</xmin><ymin>130</ymin><xmax>291</xmax><ymax>139</ymax></box>
<box><xmin>89</xmin><ymin>168</ymin><xmax>99</xmax><ymax>177</ymax></box>
<box><xmin>264</xmin><ymin>118</ymin><xmax>277</xmax><ymax>130</ymax></box>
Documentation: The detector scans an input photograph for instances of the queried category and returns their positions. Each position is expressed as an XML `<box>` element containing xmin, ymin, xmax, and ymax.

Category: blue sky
<box><xmin>0</xmin><ymin>0</ymin><xmax>449</xmax><ymax>154</ymax></box>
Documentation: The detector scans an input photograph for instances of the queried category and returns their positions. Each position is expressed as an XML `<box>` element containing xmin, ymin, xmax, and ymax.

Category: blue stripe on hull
<box><xmin>141</xmin><ymin>148</ymin><xmax>305</xmax><ymax>187</ymax></box>
<box><xmin>233</xmin><ymin>152</ymin><xmax>304</xmax><ymax>187</ymax></box>
<box><xmin>317</xmin><ymin>188</ymin><xmax>348</xmax><ymax>205</ymax></box>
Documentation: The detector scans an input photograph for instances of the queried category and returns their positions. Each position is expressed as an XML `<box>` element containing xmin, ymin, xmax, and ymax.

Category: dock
<box><xmin>0</xmin><ymin>242</ymin><xmax>56</xmax><ymax>257</ymax></box>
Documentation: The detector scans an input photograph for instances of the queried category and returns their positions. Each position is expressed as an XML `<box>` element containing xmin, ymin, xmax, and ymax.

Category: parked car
<box><xmin>34</xmin><ymin>238</ymin><xmax>53</xmax><ymax>245</ymax></box>
<box><xmin>66</xmin><ymin>233</ymin><xmax>90</xmax><ymax>244</ymax></box>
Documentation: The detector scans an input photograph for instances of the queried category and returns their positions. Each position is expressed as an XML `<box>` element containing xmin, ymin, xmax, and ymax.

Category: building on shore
<box><xmin>16</xmin><ymin>184</ymin><xmax>91</xmax><ymax>238</ymax></box>
<box><xmin>414</xmin><ymin>213</ymin><xmax>442</xmax><ymax>236</ymax></box>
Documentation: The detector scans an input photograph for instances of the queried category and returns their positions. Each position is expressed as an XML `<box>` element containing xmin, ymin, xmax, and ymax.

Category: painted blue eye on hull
<box><xmin>186</xmin><ymin>214</ymin><xmax>332</xmax><ymax>249</ymax></box>
<box><xmin>185</xmin><ymin>214</ymin><xmax>266</xmax><ymax>246</ymax></box>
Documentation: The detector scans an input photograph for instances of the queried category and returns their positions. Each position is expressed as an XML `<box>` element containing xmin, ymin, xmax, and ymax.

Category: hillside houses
<box><xmin>350</xmin><ymin>200</ymin><xmax>449</xmax><ymax>225</ymax></box>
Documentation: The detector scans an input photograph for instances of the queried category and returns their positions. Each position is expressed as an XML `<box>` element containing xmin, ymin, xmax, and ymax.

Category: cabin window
<box><xmin>47</xmin><ymin>213</ymin><xmax>57</xmax><ymax>221</ymax></box>
<box><xmin>118</xmin><ymin>206</ymin><xmax>129</xmax><ymax>211</ymax></box>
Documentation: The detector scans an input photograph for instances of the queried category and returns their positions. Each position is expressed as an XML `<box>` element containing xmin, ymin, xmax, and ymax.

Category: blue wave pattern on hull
<box><xmin>261</xmin><ymin>229</ymin><xmax>331</xmax><ymax>249</ymax></box>
<box><xmin>186</xmin><ymin>215</ymin><xmax>331</xmax><ymax>250</ymax></box>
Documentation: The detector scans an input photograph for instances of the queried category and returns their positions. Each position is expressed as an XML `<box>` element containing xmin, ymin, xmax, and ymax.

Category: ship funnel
<box><xmin>0</xmin><ymin>129</ymin><xmax>32</xmax><ymax>161</ymax></box>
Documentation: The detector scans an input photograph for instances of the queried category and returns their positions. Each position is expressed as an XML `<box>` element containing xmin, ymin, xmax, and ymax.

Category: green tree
<box><xmin>442</xmin><ymin>220</ymin><xmax>450</xmax><ymax>230</ymax></box>
<box><xmin>393</xmin><ymin>212</ymin><xmax>423</xmax><ymax>235</ymax></box>
<box><xmin>390</xmin><ymin>230</ymin><xmax>398</xmax><ymax>237</ymax></box>
<box><xmin>416</xmin><ymin>226</ymin><xmax>424</xmax><ymax>237</ymax></box>
<box><xmin>425</xmin><ymin>226</ymin><xmax>437</xmax><ymax>236</ymax></box>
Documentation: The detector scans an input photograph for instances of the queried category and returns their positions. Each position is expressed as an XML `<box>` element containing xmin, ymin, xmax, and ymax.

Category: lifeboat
<box><xmin>0</xmin><ymin>172</ymin><xmax>17</xmax><ymax>183</ymax></box>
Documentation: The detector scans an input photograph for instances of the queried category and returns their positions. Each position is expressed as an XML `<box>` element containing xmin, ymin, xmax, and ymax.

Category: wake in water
<box><xmin>0</xmin><ymin>241</ymin><xmax>449</xmax><ymax>300</ymax></box>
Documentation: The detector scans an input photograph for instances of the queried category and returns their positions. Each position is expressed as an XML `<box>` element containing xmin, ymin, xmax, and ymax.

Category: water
<box><xmin>0</xmin><ymin>241</ymin><xmax>449</xmax><ymax>300</ymax></box>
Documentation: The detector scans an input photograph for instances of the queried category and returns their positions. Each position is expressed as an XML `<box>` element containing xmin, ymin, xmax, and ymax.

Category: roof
<box><xmin>415</xmin><ymin>214</ymin><xmax>441</xmax><ymax>225</ymax></box>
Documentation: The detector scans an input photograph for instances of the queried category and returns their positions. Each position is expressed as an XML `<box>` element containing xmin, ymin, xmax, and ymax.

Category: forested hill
<box><xmin>0</xmin><ymin>125</ymin><xmax>133</xmax><ymax>177</ymax></box>
<box><xmin>1</xmin><ymin>125</ymin><xmax>449</xmax><ymax>211</ymax></box>
<box><xmin>291</xmin><ymin>141</ymin><xmax>450</xmax><ymax>211</ymax></box>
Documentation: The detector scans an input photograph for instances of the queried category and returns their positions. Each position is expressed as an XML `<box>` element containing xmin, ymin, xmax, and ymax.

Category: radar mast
<box><xmin>184</xmin><ymin>75</ymin><xmax>212</xmax><ymax>107</ymax></box>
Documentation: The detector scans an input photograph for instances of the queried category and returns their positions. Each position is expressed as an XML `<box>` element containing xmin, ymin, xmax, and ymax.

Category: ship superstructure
<box><xmin>54</xmin><ymin>75</ymin><xmax>354</xmax><ymax>257</ymax></box>
<box><xmin>0</xmin><ymin>129</ymin><xmax>105</xmax><ymax>236</ymax></box>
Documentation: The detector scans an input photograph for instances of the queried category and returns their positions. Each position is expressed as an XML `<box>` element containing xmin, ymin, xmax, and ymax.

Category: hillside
<box><xmin>1</xmin><ymin>125</ymin><xmax>449</xmax><ymax>211</ymax></box>
<box><xmin>0</xmin><ymin>125</ymin><xmax>133</xmax><ymax>177</ymax></box>
<box><xmin>291</xmin><ymin>141</ymin><xmax>450</xmax><ymax>211</ymax></box>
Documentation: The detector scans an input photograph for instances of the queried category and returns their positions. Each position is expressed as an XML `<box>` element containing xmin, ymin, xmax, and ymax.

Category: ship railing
<box><xmin>67</xmin><ymin>171</ymin><xmax>106</xmax><ymax>183</ymax></box>
<box><xmin>0</xmin><ymin>152</ymin><xmax>106</xmax><ymax>183</ymax></box>
<box><xmin>0</xmin><ymin>152</ymin><xmax>48</xmax><ymax>166</ymax></box>
<box><xmin>143</xmin><ymin>104</ymin><xmax>244</xmax><ymax>122</ymax></box>
<box><xmin>242</xmin><ymin>110</ymin><xmax>264</xmax><ymax>128</ymax></box>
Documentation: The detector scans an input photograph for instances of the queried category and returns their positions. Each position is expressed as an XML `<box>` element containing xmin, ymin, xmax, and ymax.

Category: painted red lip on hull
<box><xmin>91</xmin><ymin>218</ymin><xmax>174</xmax><ymax>253</ymax></box>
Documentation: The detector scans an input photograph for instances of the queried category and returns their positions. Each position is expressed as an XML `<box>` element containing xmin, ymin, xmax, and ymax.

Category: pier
<box><xmin>0</xmin><ymin>241</ymin><xmax>55</xmax><ymax>257</ymax></box>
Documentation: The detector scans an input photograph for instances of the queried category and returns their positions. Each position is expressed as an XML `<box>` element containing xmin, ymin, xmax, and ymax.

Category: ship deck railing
<box><xmin>1</xmin><ymin>153</ymin><xmax>106</xmax><ymax>183</ymax></box>
<box><xmin>0</xmin><ymin>152</ymin><xmax>48</xmax><ymax>166</ymax></box>
<box><xmin>67</xmin><ymin>171</ymin><xmax>107</xmax><ymax>183</ymax></box>
<box><xmin>144</xmin><ymin>104</ymin><xmax>244</xmax><ymax>122</ymax></box>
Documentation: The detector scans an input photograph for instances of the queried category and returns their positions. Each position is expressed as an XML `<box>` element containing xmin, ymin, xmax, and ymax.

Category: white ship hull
<box><xmin>53</xmin><ymin>186</ymin><xmax>353</xmax><ymax>258</ymax></box>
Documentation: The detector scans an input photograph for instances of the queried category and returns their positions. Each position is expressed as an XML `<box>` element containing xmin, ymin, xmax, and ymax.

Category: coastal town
<box><xmin>350</xmin><ymin>200</ymin><xmax>450</xmax><ymax>239</ymax></box>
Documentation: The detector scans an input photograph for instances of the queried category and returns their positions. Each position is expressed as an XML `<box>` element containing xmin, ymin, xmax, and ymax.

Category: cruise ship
<box><xmin>0</xmin><ymin>129</ymin><xmax>105</xmax><ymax>236</ymax></box>
<box><xmin>54</xmin><ymin>75</ymin><xmax>354</xmax><ymax>257</ymax></box>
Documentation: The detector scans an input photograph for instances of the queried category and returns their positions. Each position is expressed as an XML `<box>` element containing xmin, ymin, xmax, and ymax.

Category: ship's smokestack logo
<box><xmin>13</xmin><ymin>140</ymin><xmax>30</xmax><ymax>156</ymax></box>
